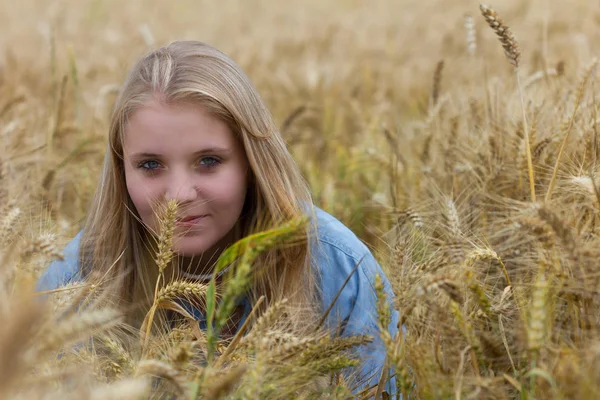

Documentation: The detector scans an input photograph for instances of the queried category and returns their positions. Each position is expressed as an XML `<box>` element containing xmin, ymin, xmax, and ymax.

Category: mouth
<box><xmin>176</xmin><ymin>215</ymin><xmax>208</xmax><ymax>226</ymax></box>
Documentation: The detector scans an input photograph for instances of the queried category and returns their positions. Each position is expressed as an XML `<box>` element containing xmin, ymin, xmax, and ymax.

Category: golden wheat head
<box><xmin>480</xmin><ymin>4</ymin><xmax>521</xmax><ymax>68</ymax></box>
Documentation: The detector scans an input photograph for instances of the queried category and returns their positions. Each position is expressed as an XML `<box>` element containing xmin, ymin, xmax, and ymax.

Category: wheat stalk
<box><xmin>464</xmin><ymin>269</ymin><xmax>492</xmax><ymax>317</ymax></box>
<box><xmin>464</xmin><ymin>14</ymin><xmax>477</xmax><ymax>56</ymax></box>
<box><xmin>35</xmin><ymin>308</ymin><xmax>123</xmax><ymax>355</ymax></box>
<box><xmin>297</xmin><ymin>335</ymin><xmax>373</xmax><ymax>363</ymax></box>
<box><xmin>242</xmin><ymin>337</ymin><xmax>267</xmax><ymax>399</ymax></box>
<box><xmin>374</xmin><ymin>273</ymin><xmax>399</xmax><ymax>398</ymax></box>
<box><xmin>202</xmin><ymin>364</ymin><xmax>247</xmax><ymax>399</ymax></box>
<box><xmin>21</xmin><ymin>233</ymin><xmax>64</xmax><ymax>262</ymax></box>
<box><xmin>479</xmin><ymin>5</ymin><xmax>520</xmax><ymax>67</ymax></box>
<box><xmin>98</xmin><ymin>336</ymin><xmax>134</xmax><ymax>377</ymax></box>
<box><xmin>546</xmin><ymin>59</ymin><xmax>599</xmax><ymax>202</ymax></box>
<box><xmin>143</xmin><ymin>199</ymin><xmax>178</xmax><ymax>352</ymax></box>
<box><xmin>241</xmin><ymin>298</ymin><xmax>288</xmax><ymax>346</ymax></box>
<box><xmin>430</xmin><ymin>60</ymin><xmax>444</xmax><ymax>109</ymax></box>
<box><xmin>480</xmin><ymin>4</ymin><xmax>535</xmax><ymax>202</ymax></box>
<box><xmin>154</xmin><ymin>199</ymin><xmax>178</xmax><ymax>275</ymax></box>
<box><xmin>209</xmin><ymin>216</ymin><xmax>308</xmax><ymax>351</ymax></box>
<box><xmin>169</xmin><ymin>341</ymin><xmax>195</xmax><ymax>373</ymax></box>
<box><xmin>136</xmin><ymin>359</ymin><xmax>190</xmax><ymax>399</ymax></box>
<box><xmin>156</xmin><ymin>280</ymin><xmax>208</xmax><ymax>303</ymax></box>
<box><xmin>450</xmin><ymin>302</ymin><xmax>481</xmax><ymax>376</ymax></box>
<box><xmin>536</xmin><ymin>206</ymin><xmax>577</xmax><ymax>256</ymax></box>
<box><xmin>527</xmin><ymin>268</ymin><xmax>550</xmax><ymax>352</ymax></box>
<box><xmin>415</xmin><ymin>277</ymin><xmax>463</xmax><ymax>304</ymax></box>
<box><xmin>444</xmin><ymin>198</ymin><xmax>461</xmax><ymax>237</ymax></box>
<box><xmin>0</xmin><ymin>206</ymin><xmax>20</xmax><ymax>243</ymax></box>
<box><xmin>463</xmin><ymin>247</ymin><xmax>511</xmax><ymax>286</ymax></box>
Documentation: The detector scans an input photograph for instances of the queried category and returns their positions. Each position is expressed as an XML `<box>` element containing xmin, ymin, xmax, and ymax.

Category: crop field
<box><xmin>1</xmin><ymin>0</ymin><xmax>600</xmax><ymax>398</ymax></box>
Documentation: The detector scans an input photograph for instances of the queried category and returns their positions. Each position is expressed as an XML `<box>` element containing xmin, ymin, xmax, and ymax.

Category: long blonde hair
<box><xmin>80</xmin><ymin>41</ymin><xmax>317</xmax><ymax>326</ymax></box>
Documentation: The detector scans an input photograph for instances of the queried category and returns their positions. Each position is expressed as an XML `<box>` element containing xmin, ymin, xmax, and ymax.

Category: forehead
<box><xmin>123</xmin><ymin>101</ymin><xmax>237</xmax><ymax>153</ymax></box>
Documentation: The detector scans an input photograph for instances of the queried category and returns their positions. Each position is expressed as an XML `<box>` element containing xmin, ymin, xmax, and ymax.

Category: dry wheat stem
<box><xmin>517</xmin><ymin>72</ymin><xmax>536</xmax><ymax>202</ymax></box>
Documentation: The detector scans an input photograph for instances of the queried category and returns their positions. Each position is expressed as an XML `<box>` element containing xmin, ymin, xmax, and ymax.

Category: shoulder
<box><xmin>35</xmin><ymin>231</ymin><xmax>84</xmax><ymax>292</ymax></box>
<box><xmin>313</xmin><ymin>207</ymin><xmax>372</xmax><ymax>260</ymax></box>
<box><xmin>310</xmin><ymin>207</ymin><xmax>399</xmax><ymax>391</ymax></box>
<box><xmin>310</xmin><ymin>207</ymin><xmax>390</xmax><ymax>326</ymax></box>
<box><xmin>311</xmin><ymin>207</ymin><xmax>379</xmax><ymax>289</ymax></box>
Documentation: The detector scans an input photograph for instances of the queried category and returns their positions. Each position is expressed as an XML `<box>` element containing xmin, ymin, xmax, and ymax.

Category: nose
<box><xmin>165</xmin><ymin>172</ymin><xmax>198</xmax><ymax>203</ymax></box>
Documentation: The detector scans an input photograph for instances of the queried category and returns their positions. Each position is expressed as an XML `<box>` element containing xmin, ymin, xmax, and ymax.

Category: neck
<box><xmin>177</xmin><ymin>225</ymin><xmax>239</xmax><ymax>280</ymax></box>
<box><xmin>178</xmin><ymin>249</ymin><xmax>220</xmax><ymax>278</ymax></box>
<box><xmin>179</xmin><ymin>266</ymin><xmax>230</xmax><ymax>281</ymax></box>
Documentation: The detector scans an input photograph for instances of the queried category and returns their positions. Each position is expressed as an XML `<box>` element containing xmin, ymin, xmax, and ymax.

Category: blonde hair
<box><xmin>80</xmin><ymin>41</ymin><xmax>317</xmax><ymax>327</ymax></box>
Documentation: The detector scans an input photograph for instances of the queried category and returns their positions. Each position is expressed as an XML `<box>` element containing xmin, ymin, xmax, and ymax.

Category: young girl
<box><xmin>37</xmin><ymin>41</ymin><xmax>399</xmax><ymax>395</ymax></box>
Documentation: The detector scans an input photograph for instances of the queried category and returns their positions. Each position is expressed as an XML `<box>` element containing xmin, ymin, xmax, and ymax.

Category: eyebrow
<box><xmin>129</xmin><ymin>147</ymin><xmax>232</xmax><ymax>158</ymax></box>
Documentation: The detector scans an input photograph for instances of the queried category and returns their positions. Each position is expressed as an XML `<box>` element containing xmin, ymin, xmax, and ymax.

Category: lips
<box><xmin>176</xmin><ymin>215</ymin><xmax>208</xmax><ymax>225</ymax></box>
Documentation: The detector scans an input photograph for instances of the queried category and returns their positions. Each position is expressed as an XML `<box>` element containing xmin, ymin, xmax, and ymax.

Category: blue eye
<box><xmin>199</xmin><ymin>157</ymin><xmax>220</xmax><ymax>168</ymax></box>
<box><xmin>139</xmin><ymin>160</ymin><xmax>161</xmax><ymax>170</ymax></box>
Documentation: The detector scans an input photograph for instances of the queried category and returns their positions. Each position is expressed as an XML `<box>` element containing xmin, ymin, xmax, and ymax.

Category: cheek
<box><xmin>211</xmin><ymin>168</ymin><xmax>248</xmax><ymax>208</ymax></box>
<box><xmin>125</xmin><ymin>171</ymin><xmax>160</xmax><ymax>224</ymax></box>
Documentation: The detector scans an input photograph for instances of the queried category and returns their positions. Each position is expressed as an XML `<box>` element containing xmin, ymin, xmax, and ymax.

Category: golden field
<box><xmin>1</xmin><ymin>0</ymin><xmax>600</xmax><ymax>398</ymax></box>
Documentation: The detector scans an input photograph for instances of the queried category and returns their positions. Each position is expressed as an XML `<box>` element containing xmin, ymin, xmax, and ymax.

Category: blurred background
<box><xmin>4</xmin><ymin>1</ymin><xmax>600</xmax><ymax>398</ymax></box>
<box><xmin>2</xmin><ymin>1</ymin><xmax>598</xmax><ymax>250</ymax></box>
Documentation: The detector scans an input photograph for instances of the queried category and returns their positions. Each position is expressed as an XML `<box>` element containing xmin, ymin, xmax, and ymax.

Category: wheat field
<box><xmin>1</xmin><ymin>0</ymin><xmax>600</xmax><ymax>398</ymax></box>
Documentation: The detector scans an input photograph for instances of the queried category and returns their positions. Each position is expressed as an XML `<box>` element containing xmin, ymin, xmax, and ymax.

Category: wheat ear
<box><xmin>136</xmin><ymin>360</ymin><xmax>190</xmax><ymax>399</ymax></box>
<box><xmin>430</xmin><ymin>60</ymin><xmax>444</xmax><ymax>109</ymax></box>
<box><xmin>546</xmin><ymin>59</ymin><xmax>598</xmax><ymax>201</ymax></box>
<box><xmin>480</xmin><ymin>4</ymin><xmax>535</xmax><ymax>201</ymax></box>
<box><xmin>36</xmin><ymin>308</ymin><xmax>123</xmax><ymax>355</ymax></box>
<box><xmin>464</xmin><ymin>14</ymin><xmax>476</xmax><ymax>56</ymax></box>
<box><xmin>143</xmin><ymin>199</ymin><xmax>178</xmax><ymax>352</ymax></box>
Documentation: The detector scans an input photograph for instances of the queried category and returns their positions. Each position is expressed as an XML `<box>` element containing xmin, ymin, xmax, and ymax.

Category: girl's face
<box><xmin>123</xmin><ymin>100</ymin><xmax>249</xmax><ymax>257</ymax></box>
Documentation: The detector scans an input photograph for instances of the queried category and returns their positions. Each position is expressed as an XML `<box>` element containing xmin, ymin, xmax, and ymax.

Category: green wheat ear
<box><xmin>205</xmin><ymin>278</ymin><xmax>217</xmax><ymax>362</ymax></box>
<box><xmin>205</xmin><ymin>215</ymin><xmax>308</xmax><ymax>359</ymax></box>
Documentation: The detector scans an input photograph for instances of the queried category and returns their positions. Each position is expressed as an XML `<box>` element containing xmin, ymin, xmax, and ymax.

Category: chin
<box><xmin>172</xmin><ymin>237</ymin><xmax>216</xmax><ymax>257</ymax></box>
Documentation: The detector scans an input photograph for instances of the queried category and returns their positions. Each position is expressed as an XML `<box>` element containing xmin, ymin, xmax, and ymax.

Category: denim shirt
<box><xmin>36</xmin><ymin>207</ymin><xmax>399</xmax><ymax>396</ymax></box>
